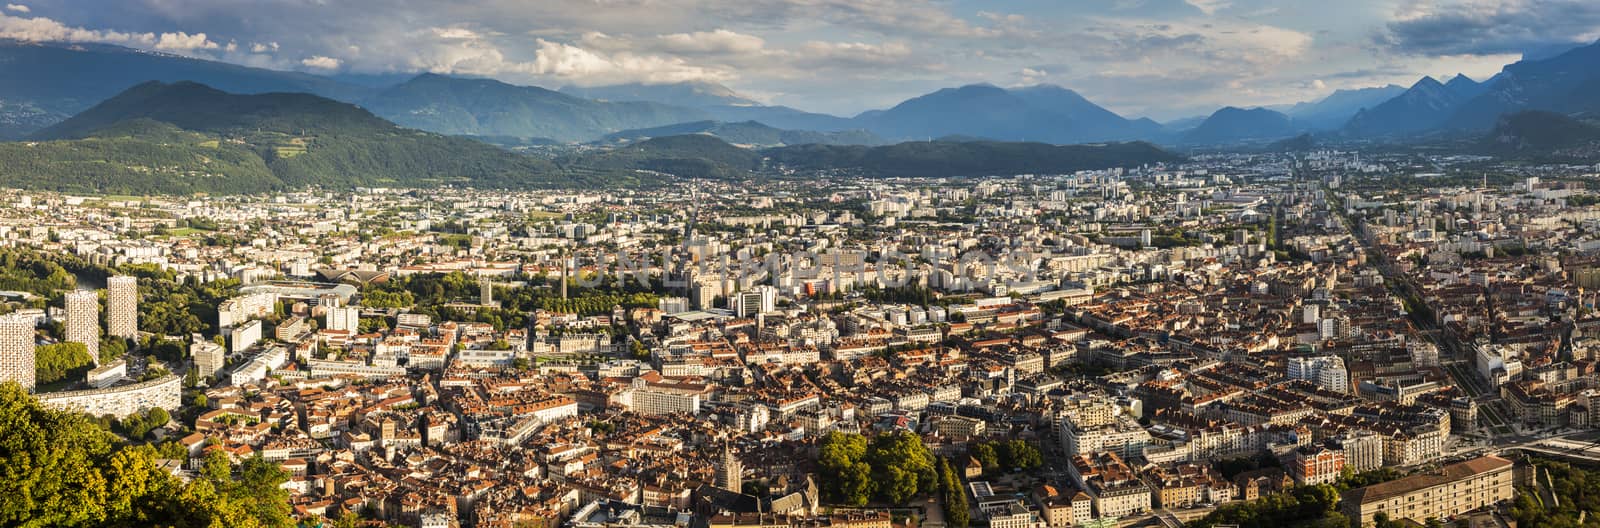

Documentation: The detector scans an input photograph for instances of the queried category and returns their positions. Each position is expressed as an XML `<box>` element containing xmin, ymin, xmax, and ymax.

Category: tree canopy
<box><xmin>0</xmin><ymin>382</ymin><xmax>292</xmax><ymax>527</ymax></box>
<box><xmin>816</xmin><ymin>431</ymin><xmax>937</xmax><ymax>506</ymax></box>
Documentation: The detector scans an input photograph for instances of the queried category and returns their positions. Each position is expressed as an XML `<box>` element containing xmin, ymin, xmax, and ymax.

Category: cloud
<box><xmin>154</xmin><ymin>31</ymin><xmax>218</xmax><ymax>51</ymax></box>
<box><xmin>300</xmin><ymin>55</ymin><xmax>342</xmax><ymax>69</ymax></box>
<box><xmin>0</xmin><ymin>12</ymin><xmax>158</xmax><ymax>46</ymax></box>
<box><xmin>656</xmin><ymin>29</ymin><xmax>766</xmax><ymax>55</ymax></box>
<box><xmin>1185</xmin><ymin>0</ymin><xmax>1231</xmax><ymax>15</ymax></box>
<box><xmin>8</xmin><ymin>0</ymin><xmax>1593</xmax><ymax>118</ymax></box>
<box><xmin>1073</xmin><ymin>19</ymin><xmax>1313</xmax><ymax>67</ymax></box>
<box><xmin>4</xmin><ymin>4</ymin><xmax>27</xmax><ymax>13</ymax></box>
<box><xmin>1380</xmin><ymin>0</ymin><xmax>1600</xmax><ymax>56</ymax></box>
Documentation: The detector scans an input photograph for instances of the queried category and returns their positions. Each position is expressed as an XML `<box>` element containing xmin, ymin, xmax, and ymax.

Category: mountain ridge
<box><xmin>8</xmin><ymin>81</ymin><xmax>576</xmax><ymax>193</ymax></box>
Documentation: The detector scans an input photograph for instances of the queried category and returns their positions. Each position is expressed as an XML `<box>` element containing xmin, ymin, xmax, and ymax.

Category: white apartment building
<box><xmin>0</xmin><ymin>313</ymin><xmax>36</xmax><ymax>391</ymax></box>
<box><xmin>106</xmin><ymin>276</ymin><xmax>138</xmax><ymax>339</ymax></box>
<box><xmin>64</xmin><ymin>290</ymin><xmax>100</xmax><ymax>362</ymax></box>
<box><xmin>1287</xmin><ymin>355</ymin><xmax>1349</xmax><ymax>393</ymax></box>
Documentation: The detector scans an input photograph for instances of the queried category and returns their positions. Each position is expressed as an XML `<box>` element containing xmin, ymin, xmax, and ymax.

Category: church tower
<box><xmin>717</xmin><ymin>442</ymin><xmax>743</xmax><ymax>494</ymax></box>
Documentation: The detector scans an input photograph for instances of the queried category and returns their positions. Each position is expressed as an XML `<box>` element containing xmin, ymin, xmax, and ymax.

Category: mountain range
<box><xmin>0</xmin><ymin>40</ymin><xmax>370</xmax><ymax>139</ymax></box>
<box><xmin>1342</xmin><ymin>75</ymin><xmax>1487</xmax><ymax>138</ymax></box>
<box><xmin>1280</xmin><ymin>84</ymin><xmax>1407</xmax><ymax>130</ymax></box>
<box><xmin>363</xmin><ymin>73</ymin><xmax>707</xmax><ymax>143</ymax></box>
<box><xmin>6</xmin><ymin>81</ymin><xmax>571</xmax><ymax>193</ymax></box>
<box><xmin>0</xmin><ymin>81</ymin><xmax>1182</xmax><ymax>193</ymax></box>
<box><xmin>851</xmin><ymin>83</ymin><xmax>1161</xmax><ymax>144</ymax></box>
<box><xmin>5</xmin><ymin>37</ymin><xmax>1600</xmax><ymax>152</ymax></box>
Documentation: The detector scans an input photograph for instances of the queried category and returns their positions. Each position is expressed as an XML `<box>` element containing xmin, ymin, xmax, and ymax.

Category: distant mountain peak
<box><xmin>1411</xmin><ymin>76</ymin><xmax>1445</xmax><ymax>90</ymax></box>
<box><xmin>1182</xmin><ymin>106</ymin><xmax>1296</xmax><ymax>144</ymax></box>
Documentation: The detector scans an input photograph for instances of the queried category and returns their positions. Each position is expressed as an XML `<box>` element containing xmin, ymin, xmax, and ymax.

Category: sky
<box><xmin>2</xmin><ymin>0</ymin><xmax>1599</xmax><ymax>120</ymax></box>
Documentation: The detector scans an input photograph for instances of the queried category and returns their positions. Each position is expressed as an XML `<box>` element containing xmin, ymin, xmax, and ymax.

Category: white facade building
<box><xmin>106</xmin><ymin>276</ymin><xmax>138</xmax><ymax>339</ymax></box>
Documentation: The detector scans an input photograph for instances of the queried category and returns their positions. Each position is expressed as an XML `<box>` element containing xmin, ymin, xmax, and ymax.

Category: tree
<box><xmin>818</xmin><ymin>432</ymin><xmax>872</xmax><ymax>505</ymax></box>
<box><xmin>1000</xmin><ymin>440</ymin><xmax>1041</xmax><ymax>470</ymax></box>
<box><xmin>970</xmin><ymin>443</ymin><xmax>999</xmax><ymax>470</ymax></box>
<box><xmin>866</xmin><ymin>431</ymin><xmax>936</xmax><ymax>504</ymax></box>
<box><xmin>0</xmin><ymin>382</ymin><xmax>113</xmax><ymax>526</ymax></box>
<box><xmin>35</xmin><ymin>342</ymin><xmax>94</xmax><ymax>385</ymax></box>
<box><xmin>818</xmin><ymin>431</ymin><xmax>936</xmax><ymax>505</ymax></box>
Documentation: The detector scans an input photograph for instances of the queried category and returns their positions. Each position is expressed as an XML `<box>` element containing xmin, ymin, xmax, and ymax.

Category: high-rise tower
<box><xmin>106</xmin><ymin>276</ymin><xmax>138</xmax><ymax>339</ymax></box>
<box><xmin>64</xmin><ymin>290</ymin><xmax>100</xmax><ymax>363</ymax></box>
<box><xmin>0</xmin><ymin>313</ymin><xmax>36</xmax><ymax>391</ymax></box>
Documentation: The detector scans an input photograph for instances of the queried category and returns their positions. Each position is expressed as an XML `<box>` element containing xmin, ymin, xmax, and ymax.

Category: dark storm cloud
<box><xmin>1380</xmin><ymin>0</ymin><xmax>1600</xmax><ymax>56</ymax></box>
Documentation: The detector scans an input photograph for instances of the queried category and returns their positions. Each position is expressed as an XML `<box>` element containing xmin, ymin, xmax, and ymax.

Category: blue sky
<box><xmin>2</xmin><ymin>0</ymin><xmax>1598</xmax><ymax>120</ymax></box>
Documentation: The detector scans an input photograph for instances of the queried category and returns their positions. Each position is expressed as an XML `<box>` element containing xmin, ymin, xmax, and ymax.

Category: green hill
<box><xmin>2</xmin><ymin>81</ymin><xmax>575</xmax><ymax>193</ymax></box>
<box><xmin>764</xmin><ymin>140</ymin><xmax>1180</xmax><ymax>178</ymax></box>
<box><xmin>566</xmin><ymin>134</ymin><xmax>763</xmax><ymax>180</ymax></box>
<box><xmin>1482</xmin><ymin>110</ymin><xmax>1600</xmax><ymax>160</ymax></box>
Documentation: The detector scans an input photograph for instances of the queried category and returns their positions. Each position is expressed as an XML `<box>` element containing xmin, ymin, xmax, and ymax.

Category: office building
<box><xmin>731</xmin><ymin>285</ymin><xmax>776</xmax><ymax>317</ymax></box>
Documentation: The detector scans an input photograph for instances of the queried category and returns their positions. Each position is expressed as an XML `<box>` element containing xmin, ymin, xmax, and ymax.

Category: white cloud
<box><xmin>4</xmin><ymin>4</ymin><xmax>28</xmax><ymax>13</ymax></box>
<box><xmin>154</xmin><ymin>31</ymin><xmax>219</xmax><ymax>51</ymax></box>
<box><xmin>250</xmin><ymin>42</ymin><xmax>279</xmax><ymax>53</ymax></box>
<box><xmin>431</xmin><ymin>27</ymin><xmax>482</xmax><ymax>40</ymax></box>
<box><xmin>1185</xmin><ymin>0</ymin><xmax>1232</xmax><ymax>15</ymax></box>
<box><xmin>656</xmin><ymin>29</ymin><xmax>765</xmax><ymax>55</ymax></box>
<box><xmin>525</xmin><ymin>38</ymin><xmax>725</xmax><ymax>84</ymax></box>
<box><xmin>0</xmin><ymin>12</ymin><xmax>157</xmax><ymax>46</ymax></box>
<box><xmin>300</xmin><ymin>55</ymin><xmax>342</xmax><ymax>69</ymax></box>
<box><xmin>794</xmin><ymin>40</ymin><xmax>916</xmax><ymax>69</ymax></box>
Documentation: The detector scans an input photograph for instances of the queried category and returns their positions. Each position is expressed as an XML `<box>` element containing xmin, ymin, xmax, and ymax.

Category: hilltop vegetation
<box><xmin>566</xmin><ymin>134</ymin><xmax>764</xmax><ymax>180</ymax></box>
<box><xmin>1483</xmin><ymin>110</ymin><xmax>1600</xmax><ymax>160</ymax></box>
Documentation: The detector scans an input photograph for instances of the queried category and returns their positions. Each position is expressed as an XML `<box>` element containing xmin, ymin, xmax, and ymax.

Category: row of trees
<box><xmin>0</xmin><ymin>382</ymin><xmax>292</xmax><ymax>527</ymax></box>
<box><xmin>816</xmin><ymin>431</ymin><xmax>937</xmax><ymax>506</ymax></box>
<box><xmin>936</xmin><ymin>457</ymin><xmax>969</xmax><ymax>528</ymax></box>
